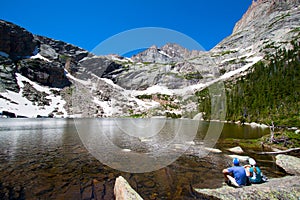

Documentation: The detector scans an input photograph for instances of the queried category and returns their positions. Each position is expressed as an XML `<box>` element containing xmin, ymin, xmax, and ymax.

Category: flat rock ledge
<box><xmin>194</xmin><ymin>176</ymin><xmax>300</xmax><ymax>200</ymax></box>
<box><xmin>227</xmin><ymin>146</ymin><xmax>244</xmax><ymax>154</ymax></box>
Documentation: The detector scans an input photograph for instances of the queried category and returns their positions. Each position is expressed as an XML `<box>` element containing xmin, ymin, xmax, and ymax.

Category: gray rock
<box><xmin>276</xmin><ymin>154</ymin><xmax>300</xmax><ymax>175</ymax></box>
<box><xmin>0</xmin><ymin>20</ymin><xmax>38</xmax><ymax>60</ymax></box>
<box><xmin>161</xmin><ymin>43</ymin><xmax>193</xmax><ymax>59</ymax></box>
<box><xmin>2</xmin><ymin>111</ymin><xmax>16</xmax><ymax>118</ymax></box>
<box><xmin>76</xmin><ymin>56</ymin><xmax>123</xmax><ymax>81</ymax></box>
<box><xmin>34</xmin><ymin>35</ymin><xmax>91</xmax><ymax>62</ymax></box>
<box><xmin>0</xmin><ymin>56</ymin><xmax>19</xmax><ymax>92</ymax></box>
<box><xmin>214</xmin><ymin>0</ymin><xmax>300</xmax><ymax>54</ymax></box>
<box><xmin>108</xmin><ymin>0</ymin><xmax>300</xmax><ymax>116</ymax></box>
<box><xmin>233</xmin><ymin>0</ymin><xmax>300</xmax><ymax>33</ymax></box>
<box><xmin>114</xmin><ymin>176</ymin><xmax>143</xmax><ymax>200</ymax></box>
<box><xmin>22</xmin><ymin>82</ymin><xmax>51</xmax><ymax>107</ymax></box>
<box><xmin>194</xmin><ymin>176</ymin><xmax>300</xmax><ymax>200</ymax></box>
<box><xmin>18</xmin><ymin>58</ymin><xmax>71</xmax><ymax>88</ymax></box>
<box><xmin>228</xmin><ymin>146</ymin><xmax>244</xmax><ymax>154</ymax></box>
<box><xmin>39</xmin><ymin>44</ymin><xmax>59</xmax><ymax>60</ymax></box>
<box><xmin>1</xmin><ymin>0</ymin><xmax>300</xmax><ymax>118</ymax></box>
<box><xmin>131</xmin><ymin>45</ymin><xmax>173</xmax><ymax>64</ymax></box>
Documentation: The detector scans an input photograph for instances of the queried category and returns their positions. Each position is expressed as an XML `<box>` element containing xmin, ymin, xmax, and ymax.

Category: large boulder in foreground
<box><xmin>114</xmin><ymin>176</ymin><xmax>143</xmax><ymax>200</ymax></box>
<box><xmin>194</xmin><ymin>176</ymin><xmax>300</xmax><ymax>200</ymax></box>
<box><xmin>276</xmin><ymin>154</ymin><xmax>300</xmax><ymax>175</ymax></box>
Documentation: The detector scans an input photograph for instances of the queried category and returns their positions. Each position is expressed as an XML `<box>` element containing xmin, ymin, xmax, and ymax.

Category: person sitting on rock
<box><xmin>244</xmin><ymin>158</ymin><xmax>264</xmax><ymax>184</ymax></box>
<box><xmin>222</xmin><ymin>158</ymin><xmax>247</xmax><ymax>187</ymax></box>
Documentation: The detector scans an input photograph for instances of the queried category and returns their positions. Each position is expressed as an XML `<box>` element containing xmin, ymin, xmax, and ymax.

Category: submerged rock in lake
<box><xmin>194</xmin><ymin>176</ymin><xmax>300</xmax><ymax>200</ymax></box>
<box><xmin>276</xmin><ymin>154</ymin><xmax>300</xmax><ymax>176</ymax></box>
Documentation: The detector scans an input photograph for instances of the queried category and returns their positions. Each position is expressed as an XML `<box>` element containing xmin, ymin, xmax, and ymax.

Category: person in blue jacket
<box><xmin>222</xmin><ymin>158</ymin><xmax>247</xmax><ymax>187</ymax></box>
<box><xmin>245</xmin><ymin>158</ymin><xmax>264</xmax><ymax>183</ymax></box>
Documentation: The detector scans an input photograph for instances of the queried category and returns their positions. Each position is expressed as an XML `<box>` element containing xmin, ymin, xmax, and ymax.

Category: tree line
<box><xmin>196</xmin><ymin>40</ymin><xmax>300</xmax><ymax>127</ymax></box>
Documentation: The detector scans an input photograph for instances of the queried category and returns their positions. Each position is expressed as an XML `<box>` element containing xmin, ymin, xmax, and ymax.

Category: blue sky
<box><xmin>1</xmin><ymin>0</ymin><xmax>252</xmax><ymax>53</ymax></box>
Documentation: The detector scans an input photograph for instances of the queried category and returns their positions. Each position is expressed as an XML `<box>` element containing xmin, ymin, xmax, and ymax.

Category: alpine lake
<box><xmin>0</xmin><ymin>118</ymin><xmax>286</xmax><ymax>199</ymax></box>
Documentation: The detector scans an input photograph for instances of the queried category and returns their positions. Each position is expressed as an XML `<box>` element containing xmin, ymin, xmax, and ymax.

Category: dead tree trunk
<box><xmin>257</xmin><ymin>148</ymin><xmax>300</xmax><ymax>155</ymax></box>
<box><xmin>269</xmin><ymin>121</ymin><xmax>275</xmax><ymax>143</ymax></box>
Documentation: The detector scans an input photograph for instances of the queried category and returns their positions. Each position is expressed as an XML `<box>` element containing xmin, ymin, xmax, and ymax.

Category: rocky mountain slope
<box><xmin>0</xmin><ymin>0</ymin><xmax>299</xmax><ymax>118</ymax></box>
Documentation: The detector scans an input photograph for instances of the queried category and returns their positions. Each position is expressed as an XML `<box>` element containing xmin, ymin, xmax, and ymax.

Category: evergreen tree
<box><xmin>196</xmin><ymin>40</ymin><xmax>300</xmax><ymax>127</ymax></box>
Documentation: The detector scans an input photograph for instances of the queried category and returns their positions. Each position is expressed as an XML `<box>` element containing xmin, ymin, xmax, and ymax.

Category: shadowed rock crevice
<box><xmin>0</xmin><ymin>56</ymin><xmax>19</xmax><ymax>92</ymax></box>
<box><xmin>0</xmin><ymin>20</ymin><xmax>38</xmax><ymax>61</ymax></box>
<box><xmin>18</xmin><ymin>59</ymin><xmax>71</xmax><ymax>88</ymax></box>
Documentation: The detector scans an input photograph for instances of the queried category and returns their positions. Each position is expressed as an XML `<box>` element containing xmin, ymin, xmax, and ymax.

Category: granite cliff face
<box><xmin>18</xmin><ymin>59</ymin><xmax>71</xmax><ymax>88</ymax></box>
<box><xmin>0</xmin><ymin>20</ymin><xmax>38</xmax><ymax>93</ymax></box>
<box><xmin>0</xmin><ymin>0</ymin><xmax>299</xmax><ymax>118</ymax></box>
<box><xmin>131</xmin><ymin>43</ymin><xmax>193</xmax><ymax>64</ymax></box>
<box><xmin>233</xmin><ymin>0</ymin><xmax>300</xmax><ymax>33</ymax></box>
<box><xmin>110</xmin><ymin>0</ymin><xmax>300</xmax><ymax>92</ymax></box>
<box><xmin>0</xmin><ymin>56</ymin><xmax>19</xmax><ymax>92</ymax></box>
<box><xmin>215</xmin><ymin>0</ymin><xmax>300</xmax><ymax>52</ymax></box>
<box><xmin>0</xmin><ymin>19</ymin><xmax>92</xmax><ymax>117</ymax></box>
<box><xmin>0</xmin><ymin>20</ymin><xmax>37</xmax><ymax>60</ymax></box>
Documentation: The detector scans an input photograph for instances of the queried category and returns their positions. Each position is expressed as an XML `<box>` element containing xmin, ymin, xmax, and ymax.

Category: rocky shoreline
<box><xmin>115</xmin><ymin>154</ymin><xmax>300</xmax><ymax>200</ymax></box>
<box><xmin>194</xmin><ymin>175</ymin><xmax>300</xmax><ymax>200</ymax></box>
<box><xmin>193</xmin><ymin>154</ymin><xmax>300</xmax><ymax>200</ymax></box>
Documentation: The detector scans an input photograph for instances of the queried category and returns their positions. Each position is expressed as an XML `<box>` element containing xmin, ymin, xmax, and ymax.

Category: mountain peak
<box><xmin>161</xmin><ymin>43</ymin><xmax>190</xmax><ymax>58</ymax></box>
<box><xmin>233</xmin><ymin>0</ymin><xmax>300</xmax><ymax>33</ymax></box>
<box><xmin>131</xmin><ymin>43</ymin><xmax>192</xmax><ymax>63</ymax></box>
<box><xmin>1</xmin><ymin>0</ymin><xmax>300</xmax><ymax>118</ymax></box>
<box><xmin>161</xmin><ymin>43</ymin><xmax>186</xmax><ymax>50</ymax></box>
<box><xmin>149</xmin><ymin>45</ymin><xmax>158</xmax><ymax>49</ymax></box>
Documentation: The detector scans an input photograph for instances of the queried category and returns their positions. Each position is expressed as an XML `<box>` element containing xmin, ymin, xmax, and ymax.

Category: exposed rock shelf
<box><xmin>194</xmin><ymin>176</ymin><xmax>300</xmax><ymax>200</ymax></box>
<box><xmin>195</xmin><ymin>154</ymin><xmax>300</xmax><ymax>200</ymax></box>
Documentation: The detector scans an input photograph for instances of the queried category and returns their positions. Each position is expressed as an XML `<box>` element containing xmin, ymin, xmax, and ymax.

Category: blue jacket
<box><xmin>228</xmin><ymin>166</ymin><xmax>247</xmax><ymax>186</ymax></box>
<box><xmin>249</xmin><ymin>166</ymin><xmax>262</xmax><ymax>183</ymax></box>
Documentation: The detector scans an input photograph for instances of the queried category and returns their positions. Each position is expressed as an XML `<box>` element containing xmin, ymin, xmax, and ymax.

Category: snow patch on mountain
<box><xmin>30</xmin><ymin>53</ymin><xmax>51</xmax><ymax>62</ymax></box>
<box><xmin>65</xmin><ymin>70</ymin><xmax>91</xmax><ymax>85</ymax></box>
<box><xmin>158</xmin><ymin>50</ymin><xmax>172</xmax><ymax>58</ymax></box>
<box><xmin>220</xmin><ymin>56</ymin><xmax>263</xmax><ymax>80</ymax></box>
<box><xmin>131</xmin><ymin>85</ymin><xmax>174</xmax><ymax>96</ymax></box>
<box><xmin>0</xmin><ymin>73</ymin><xmax>67</xmax><ymax>118</ymax></box>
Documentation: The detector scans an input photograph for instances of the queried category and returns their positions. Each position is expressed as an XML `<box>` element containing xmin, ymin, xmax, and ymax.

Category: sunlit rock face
<box><xmin>1</xmin><ymin>0</ymin><xmax>300</xmax><ymax>117</ymax></box>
